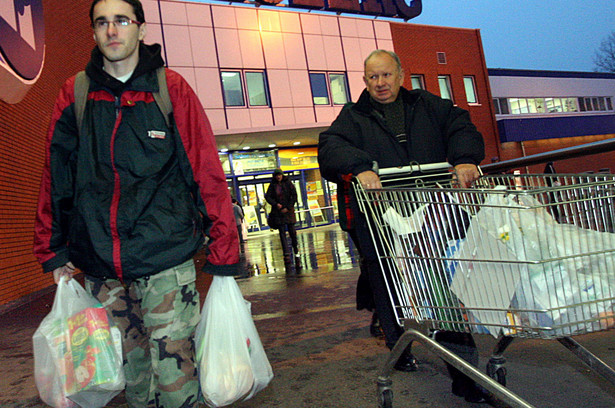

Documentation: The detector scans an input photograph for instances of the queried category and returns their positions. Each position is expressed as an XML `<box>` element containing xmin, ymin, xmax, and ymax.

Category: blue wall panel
<box><xmin>498</xmin><ymin>114</ymin><xmax>615</xmax><ymax>142</ymax></box>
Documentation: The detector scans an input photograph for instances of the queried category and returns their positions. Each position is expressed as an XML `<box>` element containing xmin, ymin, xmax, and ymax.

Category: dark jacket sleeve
<box><xmin>264</xmin><ymin>183</ymin><xmax>274</xmax><ymax>206</ymax></box>
<box><xmin>33</xmin><ymin>76</ymin><xmax>78</xmax><ymax>273</ymax></box>
<box><xmin>318</xmin><ymin>107</ymin><xmax>374</xmax><ymax>183</ymax></box>
<box><xmin>424</xmin><ymin>92</ymin><xmax>485</xmax><ymax>166</ymax></box>
<box><xmin>167</xmin><ymin>69</ymin><xmax>239</xmax><ymax>275</ymax></box>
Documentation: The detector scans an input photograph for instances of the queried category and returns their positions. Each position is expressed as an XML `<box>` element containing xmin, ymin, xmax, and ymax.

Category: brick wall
<box><xmin>0</xmin><ymin>0</ymin><xmax>92</xmax><ymax>309</ymax></box>
<box><xmin>389</xmin><ymin>23</ymin><xmax>501</xmax><ymax>164</ymax></box>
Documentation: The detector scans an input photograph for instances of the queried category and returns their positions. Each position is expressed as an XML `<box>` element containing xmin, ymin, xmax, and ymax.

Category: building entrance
<box><xmin>229</xmin><ymin>169</ymin><xmax>338</xmax><ymax>233</ymax></box>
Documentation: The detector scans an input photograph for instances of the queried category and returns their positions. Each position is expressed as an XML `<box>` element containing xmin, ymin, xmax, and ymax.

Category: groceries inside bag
<box><xmin>451</xmin><ymin>188</ymin><xmax>615</xmax><ymax>337</ymax></box>
<box><xmin>195</xmin><ymin>275</ymin><xmax>273</xmax><ymax>408</ymax></box>
<box><xmin>33</xmin><ymin>277</ymin><xmax>125</xmax><ymax>408</ymax></box>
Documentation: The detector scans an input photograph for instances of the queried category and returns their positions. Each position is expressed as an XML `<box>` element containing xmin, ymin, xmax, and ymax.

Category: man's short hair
<box><xmin>90</xmin><ymin>0</ymin><xmax>145</xmax><ymax>25</ymax></box>
<box><xmin>364</xmin><ymin>50</ymin><xmax>403</xmax><ymax>72</ymax></box>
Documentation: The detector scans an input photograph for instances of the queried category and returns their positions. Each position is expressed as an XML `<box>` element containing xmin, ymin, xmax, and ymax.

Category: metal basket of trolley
<box><xmin>354</xmin><ymin>162</ymin><xmax>615</xmax><ymax>408</ymax></box>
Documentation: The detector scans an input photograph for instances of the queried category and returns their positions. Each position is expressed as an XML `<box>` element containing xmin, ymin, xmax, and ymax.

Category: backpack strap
<box><xmin>153</xmin><ymin>67</ymin><xmax>173</xmax><ymax>129</ymax></box>
<box><xmin>73</xmin><ymin>67</ymin><xmax>173</xmax><ymax>134</ymax></box>
<box><xmin>74</xmin><ymin>71</ymin><xmax>89</xmax><ymax>136</ymax></box>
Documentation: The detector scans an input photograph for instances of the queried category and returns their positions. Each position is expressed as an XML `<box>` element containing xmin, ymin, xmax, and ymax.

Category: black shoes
<box><xmin>369</xmin><ymin>313</ymin><xmax>384</xmax><ymax>338</ymax></box>
<box><xmin>393</xmin><ymin>352</ymin><xmax>418</xmax><ymax>372</ymax></box>
<box><xmin>452</xmin><ymin>378</ymin><xmax>488</xmax><ymax>403</ymax></box>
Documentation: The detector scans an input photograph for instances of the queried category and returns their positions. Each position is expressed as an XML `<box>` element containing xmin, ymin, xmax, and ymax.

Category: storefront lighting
<box><xmin>293</xmin><ymin>141</ymin><xmax>301</xmax><ymax>145</ymax></box>
<box><xmin>220</xmin><ymin>148</ymin><xmax>228</xmax><ymax>152</ymax></box>
<box><xmin>242</xmin><ymin>146</ymin><xmax>250</xmax><ymax>150</ymax></box>
<box><xmin>268</xmin><ymin>143</ymin><xmax>276</xmax><ymax>148</ymax></box>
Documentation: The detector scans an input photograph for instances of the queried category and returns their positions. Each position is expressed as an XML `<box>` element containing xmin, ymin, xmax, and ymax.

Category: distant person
<box><xmin>232</xmin><ymin>198</ymin><xmax>245</xmax><ymax>244</ymax></box>
<box><xmin>33</xmin><ymin>0</ymin><xmax>239</xmax><ymax>406</ymax></box>
<box><xmin>265</xmin><ymin>168</ymin><xmax>299</xmax><ymax>262</ymax></box>
<box><xmin>318</xmin><ymin>49</ymin><xmax>486</xmax><ymax>403</ymax></box>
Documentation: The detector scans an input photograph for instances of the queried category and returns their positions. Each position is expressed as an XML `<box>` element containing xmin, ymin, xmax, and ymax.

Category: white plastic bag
<box><xmin>195</xmin><ymin>276</ymin><xmax>273</xmax><ymax>407</ymax></box>
<box><xmin>452</xmin><ymin>188</ymin><xmax>615</xmax><ymax>337</ymax></box>
<box><xmin>33</xmin><ymin>277</ymin><xmax>125</xmax><ymax>408</ymax></box>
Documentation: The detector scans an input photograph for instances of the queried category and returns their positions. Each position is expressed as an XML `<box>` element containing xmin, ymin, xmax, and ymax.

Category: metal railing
<box><xmin>482</xmin><ymin>138</ymin><xmax>615</xmax><ymax>174</ymax></box>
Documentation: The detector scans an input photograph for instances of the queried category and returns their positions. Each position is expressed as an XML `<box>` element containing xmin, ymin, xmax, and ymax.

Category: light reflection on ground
<box><xmin>237</xmin><ymin>224</ymin><xmax>360</xmax><ymax>277</ymax></box>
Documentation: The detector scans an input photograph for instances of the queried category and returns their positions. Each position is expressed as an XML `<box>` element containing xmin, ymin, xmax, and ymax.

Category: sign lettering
<box><xmin>254</xmin><ymin>0</ymin><xmax>422</xmax><ymax>20</ymax></box>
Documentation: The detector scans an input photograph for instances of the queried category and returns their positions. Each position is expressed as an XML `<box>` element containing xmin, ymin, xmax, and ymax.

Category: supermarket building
<box><xmin>1</xmin><ymin>0</ymin><xmax>614</xmax><ymax>308</ymax></box>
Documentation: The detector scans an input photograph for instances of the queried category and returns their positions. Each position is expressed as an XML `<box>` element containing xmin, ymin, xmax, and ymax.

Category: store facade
<box><xmin>0</xmin><ymin>0</ymin><xmax>498</xmax><ymax>307</ymax></box>
<box><xmin>221</xmin><ymin>148</ymin><xmax>337</xmax><ymax>232</ymax></box>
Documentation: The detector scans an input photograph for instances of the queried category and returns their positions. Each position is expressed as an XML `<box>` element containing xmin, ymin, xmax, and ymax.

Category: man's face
<box><xmin>92</xmin><ymin>0</ymin><xmax>146</xmax><ymax>65</ymax></box>
<box><xmin>363</xmin><ymin>53</ymin><xmax>404</xmax><ymax>104</ymax></box>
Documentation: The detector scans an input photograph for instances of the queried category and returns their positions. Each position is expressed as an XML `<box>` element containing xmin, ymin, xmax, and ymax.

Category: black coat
<box><xmin>318</xmin><ymin>87</ymin><xmax>485</xmax><ymax>230</ymax></box>
<box><xmin>265</xmin><ymin>175</ymin><xmax>297</xmax><ymax>228</ymax></box>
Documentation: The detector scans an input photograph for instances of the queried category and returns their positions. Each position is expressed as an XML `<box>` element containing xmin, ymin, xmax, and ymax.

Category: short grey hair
<box><xmin>364</xmin><ymin>50</ymin><xmax>403</xmax><ymax>72</ymax></box>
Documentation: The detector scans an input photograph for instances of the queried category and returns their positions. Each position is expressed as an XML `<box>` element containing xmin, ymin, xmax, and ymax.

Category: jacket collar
<box><xmin>85</xmin><ymin>43</ymin><xmax>165</xmax><ymax>95</ymax></box>
<box><xmin>353</xmin><ymin>86</ymin><xmax>421</xmax><ymax>115</ymax></box>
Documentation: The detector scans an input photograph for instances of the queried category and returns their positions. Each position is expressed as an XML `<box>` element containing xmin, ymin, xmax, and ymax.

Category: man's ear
<box><xmin>138</xmin><ymin>22</ymin><xmax>147</xmax><ymax>42</ymax></box>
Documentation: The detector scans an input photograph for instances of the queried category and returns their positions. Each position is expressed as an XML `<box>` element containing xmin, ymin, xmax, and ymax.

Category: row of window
<box><xmin>220</xmin><ymin>69</ymin><xmax>351</xmax><ymax>108</ymax></box>
<box><xmin>410</xmin><ymin>74</ymin><xmax>479</xmax><ymax>105</ymax></box>
<box><xmin>493</xmin><ymin>96</ymin><xmax>614</xmax><ymax>115</ymax></box>
<box><xmin>219</xmin><ymin>69</ymin><xmax>480</xmax><ymax>108</ymax></box>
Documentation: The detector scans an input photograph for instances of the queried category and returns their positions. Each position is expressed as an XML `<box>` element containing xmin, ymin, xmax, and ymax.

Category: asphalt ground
<box><xmin>1</xmin><ymin>225</ymin><xmax>615</xmax><ymax>407</ymax></box>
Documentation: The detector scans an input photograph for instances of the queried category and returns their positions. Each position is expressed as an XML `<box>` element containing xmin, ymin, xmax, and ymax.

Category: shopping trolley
<box><xmin>355</xmin><ymin>162</ymin><xmax>615</xmax><ymax>408</ymax></box>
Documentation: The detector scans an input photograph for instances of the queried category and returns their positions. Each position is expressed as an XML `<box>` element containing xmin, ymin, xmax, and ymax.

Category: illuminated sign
<box><xmin>250</xmin><ymin>0</ymin><xmax>421</xmax><ymax>21</ymax></box>
<box><xmin>0</xmin><ymin>0</ymin><xmax>46</xmax><ymax>104</ymax></box>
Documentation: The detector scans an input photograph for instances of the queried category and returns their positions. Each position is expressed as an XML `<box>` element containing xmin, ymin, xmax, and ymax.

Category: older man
<box><xmin>318</xmin><ymin>49</ymin><xmax>486</xmax><ymax>402</ymax></box>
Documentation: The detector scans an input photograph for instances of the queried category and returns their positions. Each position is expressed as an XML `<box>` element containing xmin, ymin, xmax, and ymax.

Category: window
<box><xmin>221</xmin><ymin>70</ymin><xmax>270</xmax><ymax>107</ymax></box>
<box><xmin>221</xmin><ymin>71</ymin><xmax>244</xmax><ymax>107</ymax></box>
<box><xmin>585</xmin><ymin>97</ymin><xmax>594</xmax><ymax>111</ymax></box>
<box><xmin>410</xmin><ymin>75</ymin><xmax>425</xmax><ymax>90</ymax></box>
<box><xmin>245</xmin><ymin>72</ymin><xmax>268</xmax><ymax>106</ymax></box>
<box><xmin>329</xmin><ymin>73</ymin><xmax>349</xmax><ymax>105</ymax></box>
<box><xmin>463</xmin><ymin>76</ymin><xmax>478</xmax><ymax>104</ymax></box>
<box><xmin>499</xmin><ymin>95</ymin><xmax>612</xmax><ymax>115</ymax></box>
<box><xmin>436</xmin><ymin>52</ymin><xmax>447</xmax><ymax>64</ymax></box>
<box><xmin>564</xmin><ymin>98</ymin><xmax>578</xmax><ymax>112</ymax></box>
<box><xmin>493</xmin><ymin>98</ymin><xmax>509</xmax><ymax>114</ymax></box>
<box><xmin>545</xmin><ymin>98</ymin><xmax>563</xmax><ymax>113</ymax></box>
<box><xmin>438</xmin><ymin>75</ymin><xmax>453</xmax><ymax>101</ymax></box>
<box><xmin>510</xmin><ymin>98</ymin><xmax>529</xmax><ymax>114</ymax></box>
<box><xmin>578</xmin><ymin>97</ymin><xmax>587</xmax><ymax>112</ymax></box>
<box><xmin>499</xmin><ymin>98</ymin><xmax>510</xmax><ymax>114</ymax></box>
<box><xmin>309</xmin><ymin>72</ymin><xmax>349</xmax><ymax>105</ymax></box>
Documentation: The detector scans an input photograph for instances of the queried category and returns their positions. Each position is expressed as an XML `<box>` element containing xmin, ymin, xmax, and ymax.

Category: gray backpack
<box><xmin>73</xmin><ymin>67</ymin><xmax>173</xmax><ymax>135</ymax></box>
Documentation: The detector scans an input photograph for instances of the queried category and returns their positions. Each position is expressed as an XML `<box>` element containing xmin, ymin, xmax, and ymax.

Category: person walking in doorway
<box><xmin>265</xmin><ymin>168</ymin><xmax>299</xmax><ymax>263</ymax></box>
<box><xmin>232</xmin><ymin>198</ymin><xmax>245</xmax><ymax>245</ymax></box>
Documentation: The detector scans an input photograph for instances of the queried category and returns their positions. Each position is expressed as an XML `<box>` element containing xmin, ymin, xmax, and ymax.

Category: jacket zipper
<box><xmin>110</xmin><ymin>96</ymin><xmax>124</xmax><ymax>282</ymax></box>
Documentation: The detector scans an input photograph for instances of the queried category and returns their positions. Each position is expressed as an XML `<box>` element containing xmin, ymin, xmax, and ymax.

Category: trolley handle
<box><xmin>377</xmin><ymin>161</ymin><xmax>452</xmax><ymax>177</ymax></box>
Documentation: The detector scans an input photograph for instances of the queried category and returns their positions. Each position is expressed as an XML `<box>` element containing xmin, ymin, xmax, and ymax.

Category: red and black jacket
<box><xmin>34</xmin><ymin>43</ymin><xmax>239</xmax><ymax>281</ymax></box>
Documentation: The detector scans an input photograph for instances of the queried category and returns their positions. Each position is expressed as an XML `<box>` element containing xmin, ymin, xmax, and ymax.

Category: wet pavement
<box><xmin>2</xmin><ymin>224</ymin><xmax>615</xmax><ymax>407</ymax></box>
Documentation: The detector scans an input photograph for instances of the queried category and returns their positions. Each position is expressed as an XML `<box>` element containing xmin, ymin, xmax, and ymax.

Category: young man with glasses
<box><xmin>33</xmin><ymin>1</ymin><xmax>240</xmax><ymax>407</ymax></box>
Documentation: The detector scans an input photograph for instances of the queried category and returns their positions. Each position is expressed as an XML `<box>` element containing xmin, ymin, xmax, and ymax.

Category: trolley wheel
<box><xmin>495</xmin><ymin>367</ymin><xmax>507</xmax><ymax>386</ymax></box>
<box><xmin>486</xmin><ymin>358</ymin><xmax>507</xmax><ymax>386</ymax></box>
<box><xmin>378</xmin><ymin>389</ymin><xmax>393</xmax><ymax>408</ymax></box>
<box><xmin>487</xmin><ymin>366</ymin><xmax>507</xmax><ymax>386</ymax></box>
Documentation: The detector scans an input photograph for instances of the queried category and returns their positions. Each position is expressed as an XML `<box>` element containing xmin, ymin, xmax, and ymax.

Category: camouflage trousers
<box><xmin>85</xmin><ymin>259</ymin><xmax>201</xmax><ymax>408</ymax></box>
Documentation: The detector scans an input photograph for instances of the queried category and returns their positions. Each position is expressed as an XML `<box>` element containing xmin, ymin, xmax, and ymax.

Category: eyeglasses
<box><xmin>93</xmin><ymin>17</ymin><xmax>142</xmax><ymax>30</ymax></box>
